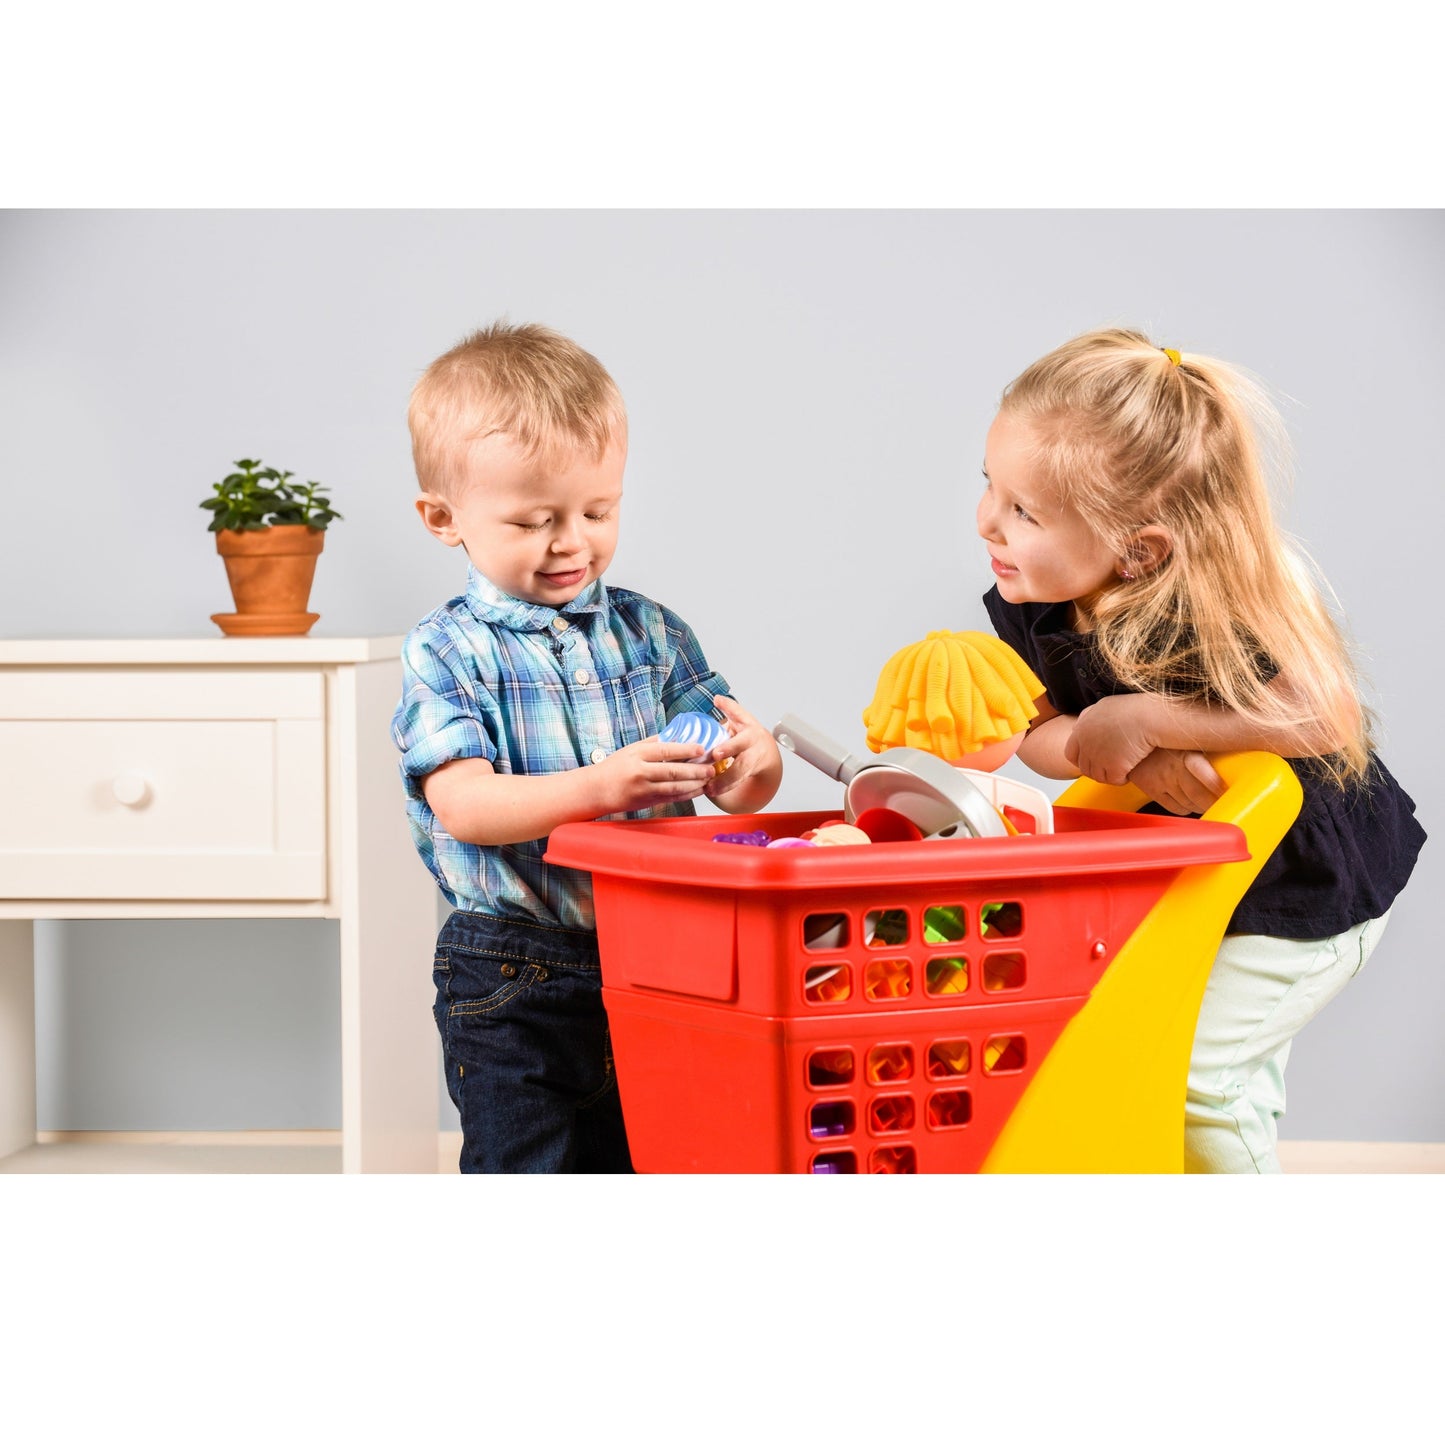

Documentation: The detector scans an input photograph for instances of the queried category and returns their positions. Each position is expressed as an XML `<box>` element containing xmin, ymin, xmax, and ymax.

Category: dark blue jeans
<box><xmin>434</xmin><ymin>909</ymin><xmax>633</xmax><ymax>1174</ymax></box>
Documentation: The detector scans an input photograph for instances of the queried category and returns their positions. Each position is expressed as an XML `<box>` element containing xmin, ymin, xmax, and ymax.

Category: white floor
<box><xmin>0</xmin><ymin>1131</ymin><xmax>348</xmax><ymax>1173</ymax></box>
<box><xmin>0</xmin><ymin>1132</ymin><xmax>1441</xmax><ymax>1173</ymax></box>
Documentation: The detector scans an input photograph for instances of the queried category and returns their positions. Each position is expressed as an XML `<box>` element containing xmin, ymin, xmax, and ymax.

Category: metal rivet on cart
<box><xmin>1090</xmin><ymin>941</ymin><xmax>1107</xmax><ymax>959</ymax></box>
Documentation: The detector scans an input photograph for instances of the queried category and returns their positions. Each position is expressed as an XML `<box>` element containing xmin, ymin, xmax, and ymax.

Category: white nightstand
<box><xmin>0</xmin><ymin>637</ymin><xmax>441</xmax><ymax>1172</ymax></box>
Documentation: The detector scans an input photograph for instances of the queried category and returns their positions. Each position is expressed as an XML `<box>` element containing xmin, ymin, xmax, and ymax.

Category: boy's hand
<box><xmin>1126</xmin><ymin>748</ymin><xmax>1225</xmax><ymax>816</ymax></box>
<box><xmin>705</xmin><ymin>695</ymin><xmax>783</xmax><ymax>806</ymax></box>
<box><xmin>594</xmin><ymin>737</ymin><xmax>716</xmax><ymax>815</ymax></box>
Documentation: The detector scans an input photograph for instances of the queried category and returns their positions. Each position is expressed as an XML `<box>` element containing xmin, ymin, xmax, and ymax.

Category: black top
<box><xmin>984</xmin><ymin>586</ymin><xmax>1426</xmax><ymax>938</ymax></box>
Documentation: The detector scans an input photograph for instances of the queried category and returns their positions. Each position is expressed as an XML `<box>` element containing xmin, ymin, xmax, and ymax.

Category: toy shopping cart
<box><xmin>545</xmin><ymin>751</ymin><xmax>1302</xmax><ymax>1172</ymax></box>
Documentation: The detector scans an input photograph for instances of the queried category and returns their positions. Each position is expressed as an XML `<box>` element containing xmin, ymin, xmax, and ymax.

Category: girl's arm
<box><xmin>1015</xmin><ymin>694</ymin><xmax>1227</xmax><ymax>812</ymax></box>
<box><xmin>1065</xmin><ymin>686</ymin><xmax>1349</xmax><ymax>788</ymax></box>
<box><xmin>1014</xmin><ymin>696</ymin><xmax>1084</xmax><ymax>780</ymax></box>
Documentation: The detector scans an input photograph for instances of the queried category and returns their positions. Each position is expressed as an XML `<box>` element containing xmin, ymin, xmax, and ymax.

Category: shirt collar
<box><xmin>463</xmin><ymin>566</ymin><xmax>610</xmax><ymax>632</ymax></box>
<box><xmin>1028</xmin><ymin>599</ymin><xmax>1081</xmax><ymax>640</ymax></box>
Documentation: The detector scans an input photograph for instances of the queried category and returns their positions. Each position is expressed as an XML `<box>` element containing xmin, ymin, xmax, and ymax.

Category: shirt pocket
<box><xmin>601</xmin><ymin>664</ymin><xmax>669</xmax><ymax>747</ymax></box>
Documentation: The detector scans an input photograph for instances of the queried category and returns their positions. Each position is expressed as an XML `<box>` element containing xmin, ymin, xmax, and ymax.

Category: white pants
<box><xmin>1184</xmin><ymin>910</ymin><xmax>1391</xmax><ymax>1174</ymax></box>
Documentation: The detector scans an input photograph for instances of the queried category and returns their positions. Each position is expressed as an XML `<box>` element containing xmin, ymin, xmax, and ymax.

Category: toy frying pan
<box><xmin>771</xmin><ymin>714</ymin><xmax>1009</xmax><ymax>840</ymax></box>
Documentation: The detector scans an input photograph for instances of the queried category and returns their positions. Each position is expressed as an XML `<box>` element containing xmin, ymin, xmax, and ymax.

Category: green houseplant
<box><xmin>202</xmin><ymin>459</ymin><xmax>344</xmax><ymax>637</ymax></box>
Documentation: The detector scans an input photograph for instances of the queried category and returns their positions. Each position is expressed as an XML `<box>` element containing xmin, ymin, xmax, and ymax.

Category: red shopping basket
<box><xmin>546</xmin><ymin>804</ymin><xmax>1251</xmax><ymax>1173</ymax></box>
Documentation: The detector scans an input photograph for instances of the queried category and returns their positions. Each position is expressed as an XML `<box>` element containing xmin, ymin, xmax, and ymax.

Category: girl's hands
<box><xmin>1126</xmin><ymin>748</ymin><xmax>1225</xmax><ymax>816</ymax></box>
<box><xmin>1064</xmin><ymin>694</ymin><xmax>1165</xmax><ymax>785</ymax></box>
<box><xmin>593</xmin><ymin>737</ymin><xmax>716</xmax><ymax>814</ymax></box>
<box><xmin>704</xmin><ymin>695</ymin><xmax>783</xmax><ymax>809</ymax></box>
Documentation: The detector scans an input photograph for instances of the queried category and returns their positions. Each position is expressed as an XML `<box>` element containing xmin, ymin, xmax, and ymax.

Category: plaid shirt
<box><xmin>392</xmin><ymin>566</ymin><xmax>732</xmax><ymax>930</ymax></box>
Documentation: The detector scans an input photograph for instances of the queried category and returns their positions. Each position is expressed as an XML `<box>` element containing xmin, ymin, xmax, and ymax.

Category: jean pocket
<box><xmin>444</xmin><ymin>945</ymin><xmax>543</xmax><ymax>1018</ymax></box>
<box><xmin>431</xmin><ymin>950</ymin><xmax>452</xmax><ymax>1028</ymax></box>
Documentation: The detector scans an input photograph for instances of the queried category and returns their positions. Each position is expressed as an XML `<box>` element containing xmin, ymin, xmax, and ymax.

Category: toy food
<box><xmin>805</xmin><ymin>822</ymin><xmax>872</xmax><ymax>847</ymax></box>
<box><xmin>660</xmin><ymin>709</ymin><xmax>733</xmax><ymax>774</ymax></box>
<box><xmin>712</xmin><ymin>830</ymin><xmax>771</xmax><ymax>846</ymax></box>
<box><xmin>773</xmin><ymin>713</ymin><xmax>1011</xmax><ymax>840</ymax></box>
<box><xmin>852</xmin><ymin>807</ymin><xmax>924</xmax><ymax>843</ymax></box>
<box><xmin>862</xmin><ymin>630</ymin><xmax>1045</xmax><ymax>769</ymax></box>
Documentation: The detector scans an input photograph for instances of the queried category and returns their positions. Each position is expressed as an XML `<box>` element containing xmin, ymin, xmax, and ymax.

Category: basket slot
<box><xmin>870</xmin><ymin>1145</ymin><xmax>917</xmax><ymax>1174</ymax></box>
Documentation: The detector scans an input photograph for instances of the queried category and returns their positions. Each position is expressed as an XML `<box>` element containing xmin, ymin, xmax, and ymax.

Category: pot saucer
<box><xmin>210</xmin><ymin>611</ymin><xmax>320</xmax><ymax>637</ymax></box>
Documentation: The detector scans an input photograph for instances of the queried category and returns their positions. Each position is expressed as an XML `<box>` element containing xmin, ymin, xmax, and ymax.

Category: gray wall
<box><xmin>3</xmin><ymin>209</ymin><xmax>1440</xmax><ymax>1143</ymax></box>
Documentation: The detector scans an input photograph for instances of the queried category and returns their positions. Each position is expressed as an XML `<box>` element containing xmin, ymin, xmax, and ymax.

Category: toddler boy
<box><xmin>392</xmin><ymin>322</ymin><xmax>781</xmax><ymax>1174</ymax></box>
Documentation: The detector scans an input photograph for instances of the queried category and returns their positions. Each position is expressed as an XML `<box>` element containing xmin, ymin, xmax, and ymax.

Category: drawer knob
<box><xmin>112</xmin><ymin>773</ymin><xmax>151</xmax><ymax>808</ymax></box>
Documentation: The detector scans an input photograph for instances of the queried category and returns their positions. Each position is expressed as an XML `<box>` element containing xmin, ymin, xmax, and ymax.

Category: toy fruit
<box><xmin>807</xmin><ymin>823</ymin><xmax>872</xmax><ymax>847</ymax></box>
<box><xmin>852</xmin><ymin>807</ymin><xmax>924</xmax><ymax>843</ymax></box>
<box><xmin>660</xmin><ymin>709</ymin><xmax>732</xmax><ymax>774</ymax></box>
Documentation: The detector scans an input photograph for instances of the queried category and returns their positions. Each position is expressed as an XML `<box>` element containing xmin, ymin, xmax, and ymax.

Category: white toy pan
<box><xmin>771</xmin><ymin>714</ymin><xmax>1009</xmax><ymax>840</ymax></box>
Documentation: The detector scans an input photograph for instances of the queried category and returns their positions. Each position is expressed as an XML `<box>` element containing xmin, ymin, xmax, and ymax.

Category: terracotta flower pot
<box><xmin>211</xmin><ymin>525</ymin><xmax>325</xmax><ymax>637</ymax></box>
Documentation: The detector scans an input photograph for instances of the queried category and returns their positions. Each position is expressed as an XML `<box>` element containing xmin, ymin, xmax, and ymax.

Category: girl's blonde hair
<box><xmin>1001</xmin><ymin>327</ymin><xmax>1371</xmax><ymax>785</ymax></box>
<box><xmin>408</xmin><ymin>321</ymin><xmax>627</xmax><ymax>496</ymax></box>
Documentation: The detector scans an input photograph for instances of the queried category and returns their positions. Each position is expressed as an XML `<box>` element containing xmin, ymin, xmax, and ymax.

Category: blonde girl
<box><xmin>977</xmin><ymin>328</ymin><xmax>1425</xmax><ymax>1172</ymax></box>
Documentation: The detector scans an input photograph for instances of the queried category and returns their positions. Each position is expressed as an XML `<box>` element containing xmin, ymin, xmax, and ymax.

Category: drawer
<box><xmin>0</xmin><ymin>668</ymin><xmax>327</xmax><ymax>901</ymax></box>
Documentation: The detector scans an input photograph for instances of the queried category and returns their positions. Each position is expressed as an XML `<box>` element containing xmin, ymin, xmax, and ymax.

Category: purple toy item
<box><xmin>713</xmin><ymin>830</ymin><xmax>771</xmax><ymax>847</ymax></box>
<box><xmin>766</xmin><ymin>836</ymin><xmax>815</xmax><ymax>848</ymax></box>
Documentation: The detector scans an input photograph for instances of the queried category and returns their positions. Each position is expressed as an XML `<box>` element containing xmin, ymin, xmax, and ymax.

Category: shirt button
<box><xmin>553</xmin><ymin>617</ymin><xmax>569</xmax><ymax>631</ymax></box>
<box><xmin>590</xmin><ymin>748</ymin><xmax>607</xmax><ymax>764</ymax></box>
<box><xmin>574</xmin><ymin>668</ymin><xmax>590</xmax><ymax>684</ymax></box>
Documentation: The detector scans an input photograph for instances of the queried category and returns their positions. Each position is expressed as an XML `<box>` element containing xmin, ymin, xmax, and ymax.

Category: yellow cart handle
<box><xmin>982</xmin><ymin>751</ymin><xmax>1304</xmax><ymax>1173</ymax></box>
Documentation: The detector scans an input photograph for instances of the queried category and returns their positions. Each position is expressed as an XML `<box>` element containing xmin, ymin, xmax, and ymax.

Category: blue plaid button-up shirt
<box><xmin>392</xmin><ymin>566</ymin><xmax>732</xmax><ymax>930</ymax></box>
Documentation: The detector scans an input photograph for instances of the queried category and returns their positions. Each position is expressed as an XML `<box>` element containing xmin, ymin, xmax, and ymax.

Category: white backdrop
<box><xmin>2</xmin><ymin>208</ymin><xmax>1439</xmax><ymax>1141</ymax></box>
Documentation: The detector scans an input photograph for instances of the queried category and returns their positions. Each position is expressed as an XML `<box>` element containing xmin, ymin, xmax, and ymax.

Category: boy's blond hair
<box><xmin>408</xmin><ymin>322</ymin><xmax>627</xmax><ymax>496</ymax></box>
<box><xmin>1001</xmin><ymin>327</ymin><xmax>1371</xmax><ymax>786</ymax></box>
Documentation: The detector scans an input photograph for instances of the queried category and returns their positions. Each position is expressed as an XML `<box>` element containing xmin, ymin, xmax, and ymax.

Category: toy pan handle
<box><xmin>1054</xmin><ymin>749</ymin><xmax>1302</xmax><ymax>853</ymax></box>
<box><xmin>772</xmin><ymin>714</ymin><xmax>864</xmax><ymax>784</ymax></box>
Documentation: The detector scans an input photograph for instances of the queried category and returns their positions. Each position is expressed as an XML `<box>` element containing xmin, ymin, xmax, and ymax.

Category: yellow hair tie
<box><xmin>1162</xmin><ymin>347</ymin><xmax>1182</xmax><ymax>366</ymax></box>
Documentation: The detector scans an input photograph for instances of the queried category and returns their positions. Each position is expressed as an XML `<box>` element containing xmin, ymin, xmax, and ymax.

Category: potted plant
<box><xmin>202</xmin><ymin>458</ymin><xmax>343</xmax><ymax>636</ymax></box>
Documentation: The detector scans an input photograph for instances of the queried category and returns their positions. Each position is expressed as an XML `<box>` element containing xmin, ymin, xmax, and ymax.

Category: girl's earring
<box><xmin>1117</xmin><ymin>560</ymin><xmax>1136</xmax><ymax>581</ymax></box>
